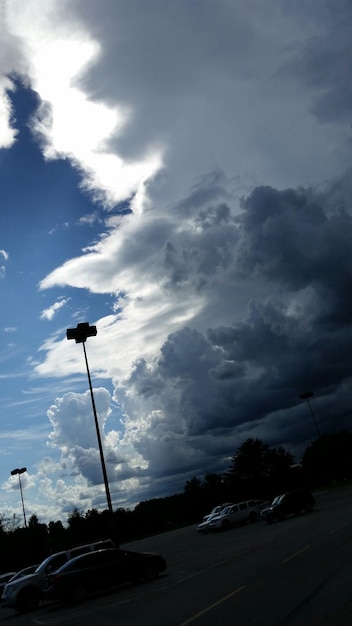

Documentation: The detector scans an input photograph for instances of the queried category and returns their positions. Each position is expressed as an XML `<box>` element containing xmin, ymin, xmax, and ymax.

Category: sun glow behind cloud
<box><xmin>5</xmin><ymin>0</ymin><xmax>163</xmax><ymax>209</ymax></box>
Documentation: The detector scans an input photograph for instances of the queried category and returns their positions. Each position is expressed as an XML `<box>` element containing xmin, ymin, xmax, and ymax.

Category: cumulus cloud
<box><xmin>48</xmin><ymin>389</ymin><xmax>112</xmax><ymax>460</ymax></box>
<box><xmin>284</xmin><ymin>0</ymin><xmax>352</xmax><ymax>125</ymax></box>
<box><xmin>2</xmin><ymin>0</ymin><xmax>352</xmax><ymax>516</ymax></box>
<box><xmin>126</xmin><ymin>179</ymin><xmax>352</xmax><ymax>459</ymax></box>
<box><xmin>2</xmin><ymin>470</ymin><xmax>35</xmax><ymax>492</ymax></box>
<box><xmin>0</xmin><ymin>249</ymin><xmax>9</xmax><ymax>279</ymax></box>
<box><xmin>37</xmin><ymin>177</ymin><xmax>352</xmax><ymax>504</ymax></box>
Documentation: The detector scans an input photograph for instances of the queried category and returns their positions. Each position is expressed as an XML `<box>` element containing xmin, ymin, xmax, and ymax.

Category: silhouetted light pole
<box><xmin>66</xmin><ymin>322</ymin><xmax>113</xmax><ymax>517</ymax></box>
<box><xmin>11</xmin><ymin>467</ymin><xmax>27</xmax><ymax>528</ymax></box>
<box><xmin>299</xmin><ymin>391</ymin><xmax>321</xmax><ymax>438</ymax></box>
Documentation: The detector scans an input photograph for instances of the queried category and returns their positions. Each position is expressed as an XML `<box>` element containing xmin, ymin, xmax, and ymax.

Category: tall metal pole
<box><xmin>67</xmin><ymin>323</ymin><xmax>114</xmax><ymax>528</ymax></box>
<box><xmin>18</xmin><ymin>473</ymin><xmax>27</xmax><ymax>528</ymax></box>
<box><xmin>82</xmin><ymin>341</ymin><xmax>113</xmax><ymax>516</ymax></box>
<box><xmin>299</xmin><ymin>391</ymin><xmax>321</xmax><ymax>438</ymax></box>
<box><xmin>11</xmin><ymin>467</ymin><xmax>27</xmax><ymax>528</ymax></box>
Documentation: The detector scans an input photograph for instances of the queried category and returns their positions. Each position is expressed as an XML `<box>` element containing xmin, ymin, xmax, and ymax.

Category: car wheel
<box><xmin>16</xmin><ymin>588</ymin><xmax>40</xmax><ymax>613</ymax></box>
<box><xmin>71</xmin><ymin>583</ymin><xmax>87</xmax><ymax>603</ymax></box>
<box><xmin>144</xmin><ymin>564</ymin><xmax>159</xmax><ymax>581</ymax></box>
<box><xmin>222</xmin><ymin>520</ymin><xmax>231</xmax><ymax>530</ymax></box>
<box><xmin>305</xmin><ymin>504</ymin><xmax>313</xmax><ymax>513</ymax></box>
<box><xmin>248</xmin><ymin>511</ymin><xmax>257</xmax><ymax>522</ymax></box>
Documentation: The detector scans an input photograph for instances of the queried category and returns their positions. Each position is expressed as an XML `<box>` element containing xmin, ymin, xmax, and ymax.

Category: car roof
<box><xmin>0</xmin><ymin>572</ymin><xmax>16</xmax><ymax>582</ymax></box>
<box><xmin>55</xmin><ymin>548</ymin><xmax>118</xmax><ymax>571</ymax></box>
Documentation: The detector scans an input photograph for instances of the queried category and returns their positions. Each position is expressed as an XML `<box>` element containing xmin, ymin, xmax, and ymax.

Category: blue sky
<box><xmin>1</xmin><ymin>0</ymin><xmax>352</xmax><ymax>525</ymax></box>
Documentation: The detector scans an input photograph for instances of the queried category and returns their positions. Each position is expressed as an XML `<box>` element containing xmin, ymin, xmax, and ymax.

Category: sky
<box><xmin>1</xmin><ymin>0</ymin><xmax>352</xmax><ymax>525</ymax></box>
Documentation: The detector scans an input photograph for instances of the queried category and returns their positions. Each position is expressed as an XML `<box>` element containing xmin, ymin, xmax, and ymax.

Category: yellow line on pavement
<box><xmin>282</xmin><ymin>544</ymin><xmax>311</xmax><ymax>563</ymax></box>
<box><xmin>179</xmin><ymin>585</ymin><xmax>246</xmax><ymax>625</ymax></box>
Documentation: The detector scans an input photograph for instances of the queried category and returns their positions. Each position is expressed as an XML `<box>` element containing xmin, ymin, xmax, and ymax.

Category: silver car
<box><xmin>208</xmin><ymin>499</ymin><xmax>268</xmax><ymax>531</ymax></box>
<box><xmin>197</xmin><ymin>503</ymin><xmax>233</xmax><ymax>533</ymax></box>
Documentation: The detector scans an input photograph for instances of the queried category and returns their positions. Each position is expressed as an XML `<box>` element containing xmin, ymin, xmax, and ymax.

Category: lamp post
<box><xmin>299</xmin><ymin>391</ymin><xmax>321</xmax><ymax>438</ymax></box>
<box><xmin>11</xmin><ymin>467</ymin><xmax>27</xmax><ymax>528</ymax></box>
<box><xmin>66</xmin><ymin>323</ymin><xmax>113</xmax><ymax>517</ymax></box>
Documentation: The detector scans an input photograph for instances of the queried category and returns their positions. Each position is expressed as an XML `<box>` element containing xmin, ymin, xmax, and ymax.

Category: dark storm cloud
<box><xmin>285</xmin><ymin>0</ymin><xmax>352</xmax><ymax>124</ymax></box>
<box><xmin>175</xmin><ymin>170</ymin><xmax>232</xmax><ymax>216</ymax></box>
<box><xmin>117</xmin><ymin>180</ymin><xmax>352</xmax><ymax>470</ymax></box>
<box><xmin>236</xmin><ymin>186</ymin><xmax>352</xmax><ymax>323</ymax></box>
<box><xmin>7</xmin><ymin>0</ymin><xmax>351</xmax><ymax>516</ymax></box>
<box><xmin>161</xmin><ymin>204</ymin><xmax>237</xmax><ymax>292</ymax></box>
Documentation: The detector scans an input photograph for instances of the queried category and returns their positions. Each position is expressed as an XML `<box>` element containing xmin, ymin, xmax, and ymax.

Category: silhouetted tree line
<box><xmin>1</xmin><ymin>431</ymin><xmax>352</xmax><ymax>574</ymax></box>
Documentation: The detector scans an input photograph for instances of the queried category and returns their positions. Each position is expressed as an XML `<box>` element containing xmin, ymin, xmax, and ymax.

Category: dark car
<box><xmin>44</xmin><ymin>548</ymin><xmax>167</xmax><ymax>604</ymax></box>
<box><xmin>0</xmin><ymin>572</ymin><xmax>16</xmax><ymax>595</ymax></box>
<box><xmin>260</xmin><ymin>489</ymin><xmax>315</xmax><ymax>523</ymax></box>
<box><xmin>8</xmin><ymin>565</ymin><xmax>39</xmax><ymax>583</ymax></box>
<box><xmin>2</xmin><ymin>538</ymin><xmax>115</xmax><ymax>613</ymax></box>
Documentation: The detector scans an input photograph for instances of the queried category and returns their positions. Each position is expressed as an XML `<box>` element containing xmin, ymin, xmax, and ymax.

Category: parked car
<box><xmin>197</xmin><ymin>503</ymin><xmax>233</xmax><ymax>533</ymax></box>
<box><xmin>260</xmin><ymin>489</ymin><xmax>315</xmax><ymax>523</ymax></box>
<box><xmin>208</xmin><ymin>499</ymin><xmax>267</xmax><ymax>530</ymax></box>
<box><xmin>204</xmin><ymin>503</ymin><xmax>233</xmax><ymax>521</ymax></box>
<box><xmin>0</xmin><ymin>572</ymin><xmax>16</xmax><ymax>595</ymax></box>
<box><xmin>8</xmin><ymin>565</ymin><xmax>39</xmax><ymax>583</ymax></box>
<box><xmin>1</xmin><ymin>539</ymin><xmax>115</xmax><ymax>613</ymax></box>
<box><xmin>43</xmin><ymin>548</ymin><xmax>167</xmax><ymax>605</ymax></box>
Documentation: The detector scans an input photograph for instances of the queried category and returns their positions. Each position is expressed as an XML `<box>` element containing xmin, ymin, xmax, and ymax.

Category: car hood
<box><xmin>4</xmin><ymin>572</ymin><xmax>39</xmax><ymax>590</ymax></box>
<box><xmin>261</xmin><ymin>506</ymin><xmax>275</xmax><ymax>514</ymax></box>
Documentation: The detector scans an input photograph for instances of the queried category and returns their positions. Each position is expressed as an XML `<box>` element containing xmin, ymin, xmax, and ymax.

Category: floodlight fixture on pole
<box><xmin>11</xmin><ymin>467</ymin><xmax>27</xmax><ymax>528</ymax></box>
<box><xmin>299</xmin><ymin>391</ymin><xmax>321</xmax><ymax>438</ymax></box>
<box><xmin>66</xmin><ymin>323</ymin><xmax>113</xmax><ymax>517</ymax></box>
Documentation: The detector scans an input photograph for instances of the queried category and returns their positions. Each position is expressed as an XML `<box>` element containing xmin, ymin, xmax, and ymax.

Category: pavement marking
<box><xmin>282</xmin><ymin>544</ymin><xmax>311</xmax><ymax>563</ymax></box>
<box><xmin>32</xmin><ymin>599</ymin><xmax>132</xmax><ymax>624</ymax></box>
<box><xmin>329</xmin><ymin>522</ymin><xmax>350</xmax><ymax>534</ymax></box>
<box><xmin>179</xmin><ymin>585</ymin><xmax>246</xmax><ymax>625</ymax></box>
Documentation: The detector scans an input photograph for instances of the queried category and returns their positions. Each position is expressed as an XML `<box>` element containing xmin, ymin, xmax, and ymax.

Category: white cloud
<box><xmin>0</xmin><ymin>78</ymin><xmax>17</xmax><ymax>148</ymax></box>
<box><xmin>2</xmin><ymin>0</ymin><xmax>352</xmax><ymax>520</ymax></box>
<box><xmin>4</xmin><ymin>0</ymin><xmax>163</xmax><ymax>209</ymax></box>
<box><xmin>0</xmin><ymin>249</ymin><xmax>8</xmax><ymax>279</ymax></box>
<box><xmin>0</xmin><ymin>249</ymin><xmax>9</xmax><ymax>261</ymax></box>
<box><xmin>2</xmin><ymin>470</ymin><xmax>35</xmax><ymax>492</ymax></box>
<box><xmin>40</xmin><ymin>298</ymin><xmax>70</xmax><ymax>321</ymax></box>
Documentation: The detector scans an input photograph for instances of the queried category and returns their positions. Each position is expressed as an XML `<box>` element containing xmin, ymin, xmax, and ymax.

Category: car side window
<box><xmin>71</xmin><ymin>547</ymin><xmax>90</xmax><ymax>558</ymax></box>
<box><xmin>239</xmin><ymin>502</ymin><xmax>247</xmax><ymax>510</ymax></box>
<box><xmin>97</xmin><ymin>550</ymin><xmax>118</xmax><ymax>563</ymax></box>
<box><xmin>230</xmin><ymin>505</ymin><xmax>239</xmax><ymax>513</ymax></box>
<box><xmin>67</xmin><ymin>553</ymin><xmax>104</xmax><ymax>571</ymax></box>
<box><xmin>45</xmin><ymin>554</ymin><xmax>67</xmax><ymax>573</ymax></box>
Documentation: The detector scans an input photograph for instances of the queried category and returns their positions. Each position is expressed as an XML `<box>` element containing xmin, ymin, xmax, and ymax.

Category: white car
<box><xmin>197</xmin><ymin>503</ymin><xmax>233</xmax><ymax>533</ymax></box>
<box><xmin>208</xmin><ymin>499</ymin><xmax>267</xmax><ymax>531</ymax></box>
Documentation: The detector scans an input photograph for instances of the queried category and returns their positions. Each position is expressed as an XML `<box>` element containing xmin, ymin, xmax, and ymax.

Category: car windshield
<box><xmin>36</xmin><ymin>553</ymin><xmax>68</xmax><ymax>575</ymax></box>
<box><xmin>272</xmin><ymin>495</ymin><xmax>284</xmax><ymax>505</ymax></box>
<box><xmin>9</xmin><ymin>566</ymin><xmax>38</xmax><ymax>582</ymax></box>
<box><xmin>221</xmin><ymin>506</ymin><xmax>231</xmax><ymax>515</ymax></box>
